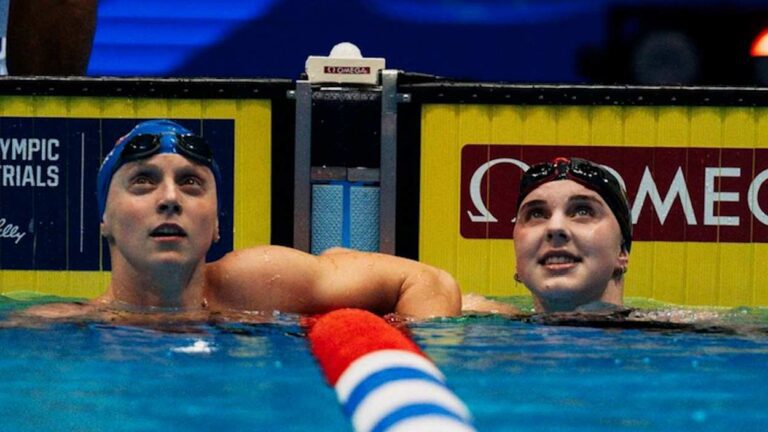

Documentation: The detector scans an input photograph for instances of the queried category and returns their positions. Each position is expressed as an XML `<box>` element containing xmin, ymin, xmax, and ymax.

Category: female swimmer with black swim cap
<box><xmin>463</xmin><ymin>157</ymin><xmax>632</xmax><ymax>314</ymax></box>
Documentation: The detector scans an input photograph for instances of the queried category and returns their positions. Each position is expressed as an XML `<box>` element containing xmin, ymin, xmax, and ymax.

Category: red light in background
<box><xmin>751</xmin><ymin>29</ymin><xmax>768</xmax><ymax>56</ymax></box>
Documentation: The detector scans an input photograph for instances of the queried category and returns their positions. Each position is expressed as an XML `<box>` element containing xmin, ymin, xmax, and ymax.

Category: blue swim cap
<box><xmin>96</xmin><ymin>119</ymin><xmax>223</xmax><ymax>220</ymax></box>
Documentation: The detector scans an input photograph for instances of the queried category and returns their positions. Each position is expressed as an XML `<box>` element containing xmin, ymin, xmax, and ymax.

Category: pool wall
<box><xmin>413</xmin><ymin>84</ymin><xmax>768</xmax><ymax>307</ymax></box>
<box><xmin>1</xmin><ymin>76</ymin><xmax>767</xmax><ymax>307</ymax></box>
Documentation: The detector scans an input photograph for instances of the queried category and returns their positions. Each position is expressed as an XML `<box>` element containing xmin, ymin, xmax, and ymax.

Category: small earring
<box><xmin>514</xmin><ymin>273</ymin><xmax>521</xmax><ymax>283</ymax></box>
<box><xmin>612</xmin><ymin>266</ymin><xmax>627</xmax><ymax>278</ymax></box>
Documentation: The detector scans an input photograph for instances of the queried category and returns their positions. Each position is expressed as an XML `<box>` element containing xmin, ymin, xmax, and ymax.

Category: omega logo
<box><xmin>460</xmin><ymin>145</ymin><xmax>768</xmax><ymax>242</ymax></box>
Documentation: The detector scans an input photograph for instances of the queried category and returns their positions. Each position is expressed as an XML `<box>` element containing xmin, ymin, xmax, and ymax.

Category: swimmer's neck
<box><xmin>100</xmin><ymin>257</ymin><xmax>209</xmax><ymax>310</ymax></box>
<box><xmin>533</xmin><ymin>283</ymin><xmax>623</xmax><ymax>313</ymax></box>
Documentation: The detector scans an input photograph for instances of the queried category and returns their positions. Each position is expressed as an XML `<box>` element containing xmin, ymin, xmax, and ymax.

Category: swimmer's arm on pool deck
<box><xmin>206</xmin><ymin>246</ymin><xmax>462</xmax><ymax>318</ymax></box>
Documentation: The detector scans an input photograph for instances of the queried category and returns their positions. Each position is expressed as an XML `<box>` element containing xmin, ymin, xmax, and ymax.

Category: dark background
<box><xmin>87</xmin><ymin>0</ymin><xmax>768</xmax><ymax>86</ymax></box>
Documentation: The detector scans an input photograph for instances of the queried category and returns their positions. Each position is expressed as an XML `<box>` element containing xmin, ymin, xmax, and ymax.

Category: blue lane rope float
<box><xmin>308</xmin><ymin>308</ymin><xmax>476</xmax><ymax>432</ymax></box>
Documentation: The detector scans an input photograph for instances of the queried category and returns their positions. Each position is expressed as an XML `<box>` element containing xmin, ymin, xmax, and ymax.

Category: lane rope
<box><xmin>308</xmin><ymin>308</ymin><xmax>477</xmax><ymax>432</ymax></box>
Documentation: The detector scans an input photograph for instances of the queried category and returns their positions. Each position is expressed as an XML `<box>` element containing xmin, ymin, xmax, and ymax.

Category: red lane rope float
<box><xmin>308</xmin><ymin>308</ymin><xmax>477</xmax><ymax>432</ymax></box>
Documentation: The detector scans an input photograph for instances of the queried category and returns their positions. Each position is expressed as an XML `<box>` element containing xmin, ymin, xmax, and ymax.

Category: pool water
<box><xmin>424</xmin><ymin>315</ymin><xmax>768</xmax><ymax>431</ymax></box>
<box><xmin>1</xmin><ymin>297</ymin><xmax>767</xmax><ymax>431</ymax></box>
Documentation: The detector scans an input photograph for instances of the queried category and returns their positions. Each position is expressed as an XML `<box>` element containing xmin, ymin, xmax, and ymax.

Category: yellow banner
<box><xmin>420</xmin><ymin>103</ymin><xmax>768</xmax><ymax>307</ymax></box>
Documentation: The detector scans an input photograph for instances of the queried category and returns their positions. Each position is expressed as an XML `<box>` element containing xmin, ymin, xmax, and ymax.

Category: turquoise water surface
<box><xmin>1</xmin><ymin>297</ymin><xmax>767</xmax><ymax>431</ymax></box>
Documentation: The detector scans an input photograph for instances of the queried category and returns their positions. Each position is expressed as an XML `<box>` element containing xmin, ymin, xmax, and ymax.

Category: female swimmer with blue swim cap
<box><xmin>463</xmin><ymin>157</ymin><xmax>632</xmax><ymax>314</ymax></box>
<box><xmin>29</xmin><ymin>119</ymin><xmax>461</xmax><ymax>320</ymax></box>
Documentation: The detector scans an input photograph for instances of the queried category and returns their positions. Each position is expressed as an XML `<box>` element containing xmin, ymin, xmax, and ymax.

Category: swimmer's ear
<box><xmin>212</xmin><ymin>220</ymin><xmax>220</xmax><ymax>243</ymax></box>
<box><xmin>99</xmin><ymin>219</ymin><xmax>109</xmax><ymax>238</ymax></box>
<box><xmin>613</xmin><ymin>247</ymin><xmax>629</xmax><ymax>279</ymax></box>
<box><xmin>100</xmin><ymin>218</ymin><xmax>116</xmax><ymax>244</ymax></box>
<box><xmin>619</xmin><ymin>243</ymin><xmax>629</xmax><ymax>264</ymax></box>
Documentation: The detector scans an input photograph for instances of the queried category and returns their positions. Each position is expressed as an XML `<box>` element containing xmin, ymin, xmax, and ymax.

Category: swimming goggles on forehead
<box><xmin>97</xmin><ymin>125</ymin><xmax>223</xmax><ymax>220</ymax></box>
<box><xmin>119</xmin><ymin>132</ymin><xmax>214</xmax><ymax>165</ymax></box>
<box><xmin>516</xmin><ymin>156</ymin><xmax>632</xmax><ymax>251</ymax></box>
<box><xmin>518</xmin><ymin>157</ymin><xmax>616</xmax><ymax>202</ymax></box>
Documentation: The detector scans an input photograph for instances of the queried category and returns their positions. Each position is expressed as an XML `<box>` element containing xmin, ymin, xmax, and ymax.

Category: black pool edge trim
<box><xmin>2</xmin><ymin>76</ymin><xmax>768</xmax><ymax>107</ymax></box>
<box><xmin>0</xmin><ymin>76</ymin><xmax>295</xmax><ymax>99</ymax></box>
<box><xmin>401</xmin><ymin>81</ymin><xmax>768</xmax><ymax>107</ymax></box>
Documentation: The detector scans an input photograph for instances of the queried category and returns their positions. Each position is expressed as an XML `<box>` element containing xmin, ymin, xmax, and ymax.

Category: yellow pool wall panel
<box><xmin>419</xmin><ymin>103</ymin><xmax>768</xmax><ymax>307</ymax></box>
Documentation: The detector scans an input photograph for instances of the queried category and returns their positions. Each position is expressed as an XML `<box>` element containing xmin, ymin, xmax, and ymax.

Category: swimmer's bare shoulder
<box><xmin>20</xmin><ymin>300</ymin><xmax>101</xmax><ymax>320</ymax></box>
<box><xmin>4</xmin><ymin>301</ymin><xmax>104</xmax><ymax>327</ymax></box>
<box><xmin>206</xmin><ymin>245</ymin><xmax>313</xmax><ymax>311</ymax></box>
<box><xmin>13</xmin><ymin>302</ymin><xmax>275</xmax><ymax>328</ymax></box>
<box><xmin>16</xmin><ymin>294</ymin><xmax>135</xmax><ymax>322</ymax></box>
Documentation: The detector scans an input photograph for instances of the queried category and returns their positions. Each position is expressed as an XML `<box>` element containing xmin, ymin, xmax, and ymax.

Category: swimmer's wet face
<box><xmin>97</xmin><ymin>120</ymin><xmax>221</xmax><ymax>270</ymax></box>
<box><xmin>100</xmin><ymin>153</ymin><xmax>219</xmax><ymax>269</ymax></box>
<box><xmin>513</xmin><ymin>180</ymin><xmax>628</xmax><ymax>312</ymax></box>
